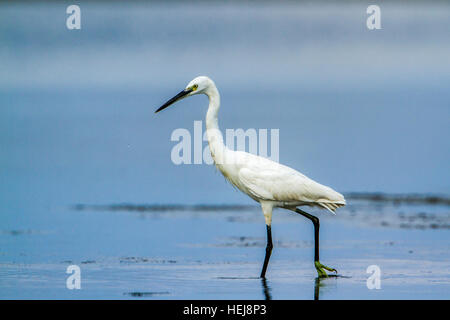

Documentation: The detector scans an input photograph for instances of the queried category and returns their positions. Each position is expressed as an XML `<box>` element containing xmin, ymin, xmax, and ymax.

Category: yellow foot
<box><xmin>314</xmin><ymin>261</ymin><xmax>337</xmax><ymax>278</ymax></box>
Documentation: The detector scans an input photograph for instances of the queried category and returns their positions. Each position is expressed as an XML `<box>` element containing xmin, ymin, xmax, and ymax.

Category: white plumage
<box><xmin>219</xmin><ymin>150</ymin><xmax>345</xmax><ymax>214</ymax></box>
<box><xmin>156</xmin><ymin>75</ymin><xmax>345</xmax><ymax>278</ymax></box>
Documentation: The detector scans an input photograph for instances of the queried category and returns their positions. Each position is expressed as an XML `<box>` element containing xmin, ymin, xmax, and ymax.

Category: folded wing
<box><xmin>237</xmin><ymin>154</ymin><xmax>345</xmax><ymax>213</ymax></box>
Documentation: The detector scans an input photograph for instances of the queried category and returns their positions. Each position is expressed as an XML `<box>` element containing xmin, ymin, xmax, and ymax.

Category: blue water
<box><xmin>0</xmin><ymin>1</ymin><xmax>449</xmax><ymax>299</ymax></box>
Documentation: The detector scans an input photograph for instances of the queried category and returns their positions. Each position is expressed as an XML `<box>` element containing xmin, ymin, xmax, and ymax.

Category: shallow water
<box><xmin>0</xmin><ymin>198</ymin><xmax>449</xmax><ymax>299</ymax></box>
<box><xmin>0</xmin><ymin>1</ymin><xmax>449</xmax><ymax>300</ymax></box>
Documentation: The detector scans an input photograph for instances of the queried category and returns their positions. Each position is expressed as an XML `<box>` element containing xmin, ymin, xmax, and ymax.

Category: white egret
<box><xmin>155</xmin><ymin>76</ymin><xmax>345</xmax><ymax>278</ymax></box>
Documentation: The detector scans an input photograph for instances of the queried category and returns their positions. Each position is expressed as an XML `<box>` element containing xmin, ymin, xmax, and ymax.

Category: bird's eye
<box><xmin>192</xmin><ymin>84</ymin><xmax>198</xmax><ymax>91</ymax></box>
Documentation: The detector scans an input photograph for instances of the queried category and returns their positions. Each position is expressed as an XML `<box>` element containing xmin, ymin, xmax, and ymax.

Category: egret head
<box><xmin>155</xmin><ymin>76</ymin><xmax>214</xmax><ymax>113</ymax></box>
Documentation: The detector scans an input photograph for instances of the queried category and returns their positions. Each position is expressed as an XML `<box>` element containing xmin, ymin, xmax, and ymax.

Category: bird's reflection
<box><xmin>314</xmin><ymin>275</ymin><xmax>346</xmax><ymax>300</ymax></box>
<box><xmin>261</xmin><ymin>275</ymin><xmax>346</xmax><ymax>300</ymax></box>
<box><xmin>314</xmin><ymin>277</ymin><xmax>323</xmax><ymax>300</ymax></box>
<box><xmin>261</xmin><ymin>278</ymin><xmax>272</xmax><ymax>300</ymax></box>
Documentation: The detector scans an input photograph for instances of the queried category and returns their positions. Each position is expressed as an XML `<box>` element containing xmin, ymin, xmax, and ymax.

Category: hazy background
<box><xmin>0</xmin><ymin>1</ymin><xmax>449</xmax><ymax>299</ymax></box>
<box><xmin>1</xmin><ymin>1</ymin><xmax>449</xmax><ymax>210</ymax></box>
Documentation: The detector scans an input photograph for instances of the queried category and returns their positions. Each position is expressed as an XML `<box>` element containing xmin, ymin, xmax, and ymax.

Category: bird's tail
<box><xmin>317</xmin><ymin>199</ymin><xmax>346</xmax><ymax>215</ymax></box>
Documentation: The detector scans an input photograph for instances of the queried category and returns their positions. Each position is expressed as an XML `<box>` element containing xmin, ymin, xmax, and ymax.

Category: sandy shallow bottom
<box><xmin>0</xmin><ymin>200</ymin><xmax>449</xmax><ymax>299</ymax></box>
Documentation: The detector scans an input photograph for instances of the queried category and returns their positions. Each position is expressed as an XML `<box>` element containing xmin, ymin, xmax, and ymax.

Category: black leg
<box><xmin>260</xmin><ymin>225</ymin><xmax>273</xmax><ymax>278</ymax></box>
<box><xmin>294</xmin><ymin>208</ymin><xmax>337</xmax><ymax>277</ymax></box>
<box><xmin>295</xmin><ymin>208</ymin><xmax>320</xmax><ymax>261</ymax></box>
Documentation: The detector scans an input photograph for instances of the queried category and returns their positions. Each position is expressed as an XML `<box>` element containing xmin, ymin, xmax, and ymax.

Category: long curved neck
<box><xmin>205</xmin><ymin>85</ymin><xmax>227</xmax><ymax>163</ymax></box>
<box><xmin>205</xmin><ymin>85</ymin><xmax>221</xmax><ymax>132</ymax></box>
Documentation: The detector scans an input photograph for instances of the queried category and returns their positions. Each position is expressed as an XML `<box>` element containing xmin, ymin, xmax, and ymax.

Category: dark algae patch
<box><xmin>124</xmin><ymin>292</ymin><xmax>170</xmax><ymax>297</ymax></box>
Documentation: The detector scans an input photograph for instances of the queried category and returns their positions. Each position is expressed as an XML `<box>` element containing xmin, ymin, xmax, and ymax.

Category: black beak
<box><xmin>155</xmin><ymin>88</ymin><xmax>193</xmax><ymax>113</ymax></box>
